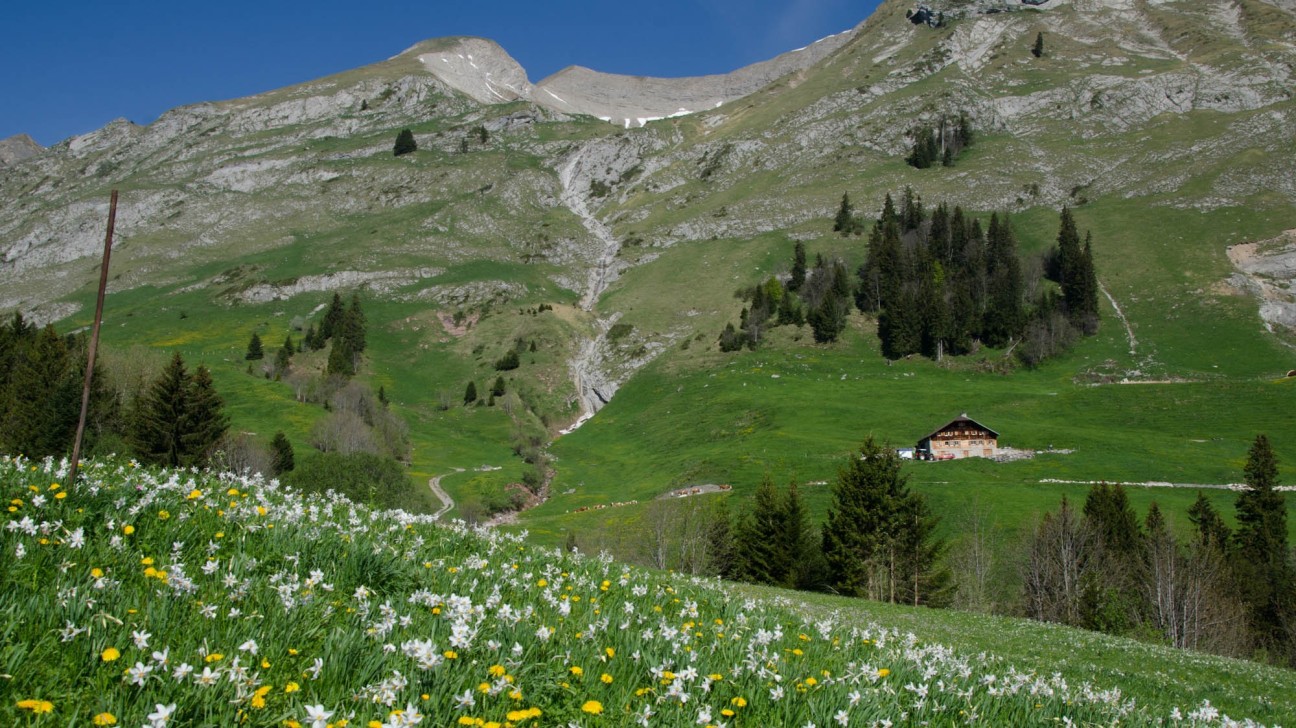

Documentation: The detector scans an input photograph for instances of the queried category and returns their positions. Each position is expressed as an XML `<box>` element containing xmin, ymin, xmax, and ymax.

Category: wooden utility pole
<box><xmin>67</xmin><ymin>190</ymin><xmax>117</xmax><ymax>486</ymax></box>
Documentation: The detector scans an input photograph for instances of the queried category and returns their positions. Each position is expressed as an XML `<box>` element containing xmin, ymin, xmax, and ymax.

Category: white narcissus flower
<box><xmin>304</xmin><ymin>704</ymin><xmax>333</xmax><ymax>728</ymax></box>
<box><xmin>239</xmin><ymin>638</ymin><xmax>258</xmax><ymax>655</ymax></box>
<box><xmin>146</xmin><ymin>702</ymin><xmax>176</xmax><ymax>727</ymax></box>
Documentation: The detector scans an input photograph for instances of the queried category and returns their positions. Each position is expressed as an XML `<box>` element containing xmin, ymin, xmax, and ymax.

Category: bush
<box><xmin>494</xmin><ymin>350</ymin><xmax>520</xmax><ymax>371</ymax></box>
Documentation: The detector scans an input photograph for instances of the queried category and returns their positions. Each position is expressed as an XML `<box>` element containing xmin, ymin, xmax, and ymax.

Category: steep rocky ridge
<box><xmin>416</xmin><ymin>31</ymin><xmax>859</xmax><ymax>129</ymax></box>
<box><xmin>0</xmin><ymin>134</ymin><xmax>42</xmax><ymax>168</ymax></box>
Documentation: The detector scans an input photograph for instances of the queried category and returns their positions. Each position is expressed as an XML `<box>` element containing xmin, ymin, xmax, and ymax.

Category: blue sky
<box><xmin>2</xmin><ymin>0</ymin><xmax>879</xmax><ymax>147</ymax></box>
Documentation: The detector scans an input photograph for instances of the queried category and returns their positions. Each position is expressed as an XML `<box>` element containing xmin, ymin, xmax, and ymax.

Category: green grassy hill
<box><xmin>2</xmin><ymin>456</ymin><xmax>1292</xmax><ymax>725</ymax></box>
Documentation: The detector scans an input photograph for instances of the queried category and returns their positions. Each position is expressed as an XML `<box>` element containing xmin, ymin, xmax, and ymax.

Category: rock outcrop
<box><xmin>0</xmin><ymin>134</ymin><xmax>43</xmax><ymax>167</ymax></box>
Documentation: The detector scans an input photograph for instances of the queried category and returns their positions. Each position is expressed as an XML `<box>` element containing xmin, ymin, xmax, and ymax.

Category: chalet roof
<box><xmin>919</xmin><ymin>413</ymin><xmax>1000</xmax><ymax>441</ymax></box>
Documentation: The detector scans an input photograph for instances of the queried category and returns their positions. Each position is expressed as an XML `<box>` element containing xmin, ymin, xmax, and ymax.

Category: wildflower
<box><xmin>601</xmin><ymin>673</ymin><xmax>614</xmax><ymax>684</ymax></box>
<box><xmin>187</xmin><ymin>489</ymin><xmax>203</xmax><ymax>500</ymax></box>
<box><xmin>93</xmin><ymin>713</ymin><xmax>118</xmax><ymax>725</ymax></box>
<box><xmin>16</xmin><ymin>699</ymin><xmax>54</xmax><ymax>714</ymax></box>
<box><xmin>570</xmin><ymin>666</ymin><xmax>583</xmax><ymax>677</ymax></box>
<box><xmin>126</xmin><ymin>661</ymin><xmax>154</xmax><ymax>685</ymax></box>
<box><xmin>605</xmin><ymin>647</ymin><xmax>616</xmax><ymax>658</ymax></box>
<box><xmin>240</xmin><ymin>639</ymin><xmax>259</xmax><ymax>655</ymax></box>
<box><xmin>123</xmin><ymin>524</ymin><xmax>135</xmax><ymax>535</ymax></box>
<box><xmin>304</xmin><ymin>704</ymin><xmax>333</xmax><ymax>728</ymax></box>
<box><xmin>173</xmin><ymin>663</ymin><xmax>194</xmax><ymax>681</ymax></box>
<box><xmin>102</xmin><ymin>646</ymin><xmax>121</xmax><ymax>662</ymax></box>
<box><xmin>205</xmin><ymin>652</ymin><xmax>224</xmax><ymax>663</ymax></box>
<box><xmin>195</xmin><ymin>666</ymin><xmax>220</xmax><ymax>685</ymax></box>
<box><xmin>581</xmin><ymin>700</ymin><xmax>604</xmax><ymax>715</ymax></box>
<box><xmin>146</xmin><ymin>703</ymin><xmax>176</xmax><ymax>727</ymax></box>
<box><xmin>731</xmin><ymin>697</ymin><xmax>747</xmax><ymax>707</ymax></box>
<box><xmin>132</xmin><ymin>629</ymin><xmax>151</xmax><ymax>649</ymax></box>
<box><xmin>285</xmin><ymin>682</ymin><xmax>301</xmax><ymax>693</ymax></box>
<box><xmin>878</xmin><ymin>668</ymin><xmax>890</xmax><ymax>678</ymax></box>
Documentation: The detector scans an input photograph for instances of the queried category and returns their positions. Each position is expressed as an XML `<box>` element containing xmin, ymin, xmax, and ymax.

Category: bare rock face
<box><xmin>418</xmin><ymin>30</ymin><xmax>858</xmax><ymax>128</ymax></box>
<box><xmin>415</xmin><ymin>37</ymin><xmax>532</xmax><ymax>104</ymax></box>
<box><xmin>0</xmin><ymin>134</ymin><xmax>44</xmax><ymax>167</ymax></box>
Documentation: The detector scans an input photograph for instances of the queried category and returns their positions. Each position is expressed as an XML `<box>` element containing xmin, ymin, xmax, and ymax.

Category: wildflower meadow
<box><xmin>0</xmin><ymin>455</ymin><xmax>1284</xmax><ymax>726</ymax></box>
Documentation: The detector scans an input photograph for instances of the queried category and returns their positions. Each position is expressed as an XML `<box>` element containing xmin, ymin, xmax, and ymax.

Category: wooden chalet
<box><xmin>916</xmin><ymin>413</ymin><xmax>999</xmax><ymax>460</ymax></box>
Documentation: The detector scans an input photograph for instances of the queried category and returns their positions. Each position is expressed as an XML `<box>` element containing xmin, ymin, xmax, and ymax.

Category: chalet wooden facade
<box><xmin>917</xmin><ymin>413</ymin><xmax>999</xmax><ymax>460</ymax></box>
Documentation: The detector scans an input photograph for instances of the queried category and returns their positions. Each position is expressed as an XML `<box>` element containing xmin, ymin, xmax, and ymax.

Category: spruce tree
<box><xmin>982</xmin><ymin>213</ymin><xmax>1025</xmax><ymax>347</ymax></box>
<box><xmin>271</xmin><ymin>431</ymin><xmax>295</xmax><ymax>474</ymax></box>
<box><xmin>327</xmin><ymin>335</ymin><xmax>356</xmax><ymax>377</ymax></box>
<box><xmin>833</xmin><ymin>193</ymin><xmax>860</xmax><ymax>236</ymax></box>
<box><xmin>464</xmin><ymin>381</ymin><xmax>478</xmax><ymax>405</ymax></box>
<box><xmin>131</xmin><ymin>353</ymin><xmax>194</xmax><ymax>467</ymax></box>
<box><xmin>735</xmin><ymin>476</ymin><xmax>792</xmax><ymax>586</ymax></box>
<box><xmin>245</xmin><ymin>332</ymin><xmax>264</xmax><ymax>361</ymax></box>
<box><xmin>822</xmin><ymin>437</ymin><xmax>904</xmax><ymax>599</ymax></box>
<box><xmin>706</xmin><ymin>498</ymin><xmax>737</xmax><ymax>579</ymax></box>
<box><xmin>393</xmin><ymin>128</ymin><xmax>417</xmax><ymax>156</ymax></box>
<box><xmin>1233</xmin><ymin>434</ymin><xmax>1293</xmax><ymax>651</ymax></box>
<box><xmin>185</xmin><ymin>365</ymin><xmax>229</xmax><ymax>462</ymax></box>
<box><xmin>789</xmin><ymin>241</ymin><xmax>807</xmax><ymax>292</ymax></box>
<box><xmin>1083</xmin><ymin>482</ymin><xmax>1142</xmax><ymax>555</ymax></box>
<box><xmin>782</xmin><ymin>480</ymin><xmax>812</xmax><ymax>589</ymax></box>
<box><xmin>1188</xmin><ymin>491</ymin><xmax>1232</xmax><ymax>549</ymax></box>
<box><xmin>320</xmin><ymin>293</ymin><xmax>345</xmax><ymax>341</ymax></box>
<box><xmin>6</xmin><ymin>324</ymin><xmax>72</xmax><ymax>456</ymax></box>
<box><xmin>491</xmin><ymin>376</ymin><xmax>506</xmax><ymax>397</ymax></box>
<box><xmin>342</xmin><ymin>293</ymin><xmax>367</xmax><ymax>353</ymax></box>
<box><xmin>1032</xmin><ymin>32</ymin><xmax>1045</xmax><ymax>58</ymax></box>
<box><xmin>274</xmin><ymin>336</ymin><xmax>293</xmax><ymax>376</ymax></box>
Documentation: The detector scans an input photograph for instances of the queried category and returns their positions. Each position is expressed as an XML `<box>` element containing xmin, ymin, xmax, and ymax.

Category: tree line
<box><xmin>719</xmin><ymin>191</ymin><xmax>1099</xmax><ymax>367</ymax></box>
<box><xmin>1021</xmin><ymin>435</ymin><xmax>1293</xmax><ymax>665</ymax></box>
<box><xmin>855</xmin><ymin>189</ymin><xmax>1098</xmax><ymax>365</ymax></box>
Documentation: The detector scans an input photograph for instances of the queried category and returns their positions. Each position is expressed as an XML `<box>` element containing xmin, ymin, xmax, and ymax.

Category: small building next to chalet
<box><xmin>917</xmin><ymin>413</ymin><xmax>999</xmax><ymax>460</ymax></box>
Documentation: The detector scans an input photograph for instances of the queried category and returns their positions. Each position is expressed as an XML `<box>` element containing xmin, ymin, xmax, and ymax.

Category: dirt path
<box><xmin>429</xmin><ymin>468</ymin><xmax>464</xmax><ymax>521</ymax></box>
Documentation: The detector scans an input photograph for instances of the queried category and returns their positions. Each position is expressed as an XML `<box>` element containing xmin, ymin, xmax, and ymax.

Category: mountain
<box><xmin>1</xmin><ymin>0</ymin><xmax>1294</xmax><ymax>515</ymax></box>
<box><xmin>0</xmin><ymin>134</ymin><xmax>42</xmax><ymax>168</ymax></box>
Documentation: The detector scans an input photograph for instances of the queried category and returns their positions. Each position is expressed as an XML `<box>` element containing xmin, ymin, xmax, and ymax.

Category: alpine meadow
<box><xmin>3</xmin><ymin>0</ymin><xmax>1296</xmax><ymax>725</ymax></box>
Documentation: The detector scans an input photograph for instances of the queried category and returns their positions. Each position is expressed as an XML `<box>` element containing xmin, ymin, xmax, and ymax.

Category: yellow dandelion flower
<box><xmin>604</xmin><ymin>647</ymin><xmax>615</xmax><ymax>658</ymax></box>
<box><xmin>721</xmin><ymin>709</ymin><xmax>735</xmax><ymax>717</ymax></box>
<box><xmin>284</xmin><ymin>682</ymin><xmax>300</xmax><ymax>693</ymax></box>
<box><xmin>206</xmin><ymin>653</ymin><xmax>224</xmax><ymax>663</ymax></box>
<box><xmin>600</xmin><ymin>673</ymin><xmax>613</xmax><ymax>684</ymax></box>
<box><xmin>283</xmin><ymin>721</ymin><xmax>301</xmax><ymax>728</ymax></box>
<box><xmin>443</xmin><ymin>650</ymin><xmax>458</xmax><ymax>659</ymax></box>
<box><xmin>187</xmin><ymin>489</ymin><xmax>203</xmax><ymax>500</ymax></box>
<box><xmin>55</xmin><ymin>491</ymin><xmax>67</xmax><ymax>500</ymax></box>
<box><xmin>457</xmin><ymin>718</ymin><xmax>476</xmax><ymax>726</ymax></box>
<box><xmin>261</xmin><ymin>659</ymin><xmax>271</xmax><ymax>669</ymax></box>
<box><xmin>536</xmin><ymin>578</ymin><xmax>547</xmax><ymax>587</ymax></box>
<box><xmin>878</xmin><ymin>668</ymin><xmax>890</xmax><ymax>678</ymax></box>
<box><xmin>157</xmin><ymin>510</ymin><xmax>170</xmax><ymax>520</ymax></box>
<box><xmin>489</xmin><ymin>664</ymin><xmax>506</xmax><ymax>678</ymax></box>
<box><xmin>16</xmin><ymin>699</ymin><xmax>54</xmax><ymax>714</ymax></box>
<box><xmin>580</xmin><ymin>700</ymin><xmax>603</xmax><ymax>715</ymax></box>
<box><xmin>730</xmin><ymin>697</ymin><xmax>747</xmax><ymax>707</ymax></box>
<box><xmin>478</xmin><ymin>682</ymin><xmax>491</xmax><ymax>693</ymax></box>
<box><xmin>101</xmin><ymin>647</ymin><xmax>121</xmax><ymax>662</ymax></box>
<box><xmin>122</xmin><ymin>525</ymin><xmax>134</xmax><ymax>535</ymax></box>
<box><xmin>92</xmin><ymin>712</ymin><xmax>118</xmax><ymax>725</ymax></box>
<box><xmin>91</xmin><ymin>567</ymin><xmax>104</xmax><ymax>579</ymax></box>
<box><xmin>569</xmin><ymin>666</ymin><xmax>583</xmax><ymax>677</ymax></box>
<box><xmin>804</xmin><ymin>676</ymin><xmax>818</xmax><ymax>687</ymax></box>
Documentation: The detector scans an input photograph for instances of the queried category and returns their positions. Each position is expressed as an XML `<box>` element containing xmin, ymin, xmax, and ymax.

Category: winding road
<box><xmin>429</xmin><ymin>468</ymin><xmax>463</xmax><ymax>521</ymax></box>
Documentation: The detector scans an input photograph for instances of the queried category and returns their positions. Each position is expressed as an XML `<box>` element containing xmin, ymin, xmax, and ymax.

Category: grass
<box><xmin>2</xmin><ymin>455</ymin><xmax>1291</xmax><ymax>726</ymax></box>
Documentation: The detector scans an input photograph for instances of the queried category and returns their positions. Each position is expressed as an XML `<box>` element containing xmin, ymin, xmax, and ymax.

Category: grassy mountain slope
<box><xmin>0</xmin><ymin>0</ymin><xmax>1293</xmax><ymax>541</ymax></box>
<box><xmin>2</xmin><ymin>456</ymin><xmax>1292</xmax><ymax>725</ymax></box>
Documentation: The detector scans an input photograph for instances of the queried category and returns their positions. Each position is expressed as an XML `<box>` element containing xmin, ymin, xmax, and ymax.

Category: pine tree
<box><xmin>320</xmin><ymin>293</ymin><xmax>345</xmax><ymax>341</ymax></box>
<box><xmin>131</xmin><ymin>353</ymin><xmax>193</xmax><ymax>467</ymax></box>
<box><xmin>342</xmin><ymin>293</ymin><xmax>367</xmax><ymax>353</ymax></box>
<box><xmin>270</xmin><ymin>431</ymin><xmax>295</xmax><ymax>474</ymax></box>
<box><xmin>982</xmin><ymin>213</ymin><xmax>1025</xmax><ymax>347</ymax></box>
<box><xmin>1233</xmin><ymin>434</ymin><xmax>1294</xmax><ymax>651</ymax></box>
<box><xmin>185</xmin><ymin>365</ymin><xmax>229</xmax><ymax>462</ymax></box>
<box><xmin>245</xmin><ymin>332</ymin><xmax>264</xmax><ymax>361</ymax></box>
<box><xmin>833</xmin><ymin>193</ymin><xmax>860</xmax><ymax>236</ymax></box>
<box><xmin>706</xmin><ymin>498</ymin><xmax>737</xmax><ymax>579</ymax></box>
<box><xmin>327</xmin><ymin>335</ymin><xmax>356</xmax><ymax>377</ymax></box>
<box><xmin>464</xmin><ymin>381</ymin><xmax>478</xmax><ymax>405</ymax></box>
<box><xmin>491</xmin><ymin>376</ymin><xmax>506</xmax><ymax>397</ymax></box>
<box><xmin>1187</xmin><ymin>491</ymin><xmax>1232</xmax><ymax>549</ymax></box>
<box><xmin>823</xmin><ymin>437</ymin><xmax>905</xmax><ymax>599</ymax></box>
<box><xmin>1032</xmin><ymin>32</ymin><xmax>1045</xmax><ymax>58</ymax></box>
<box><xmin>5</xmin><ymin>324</ymin><xmax>72</xmax><ymax>456</ymax></box>
<box><xmin>274</xmin><ymin>336</ymin><xmax>294</xmax><ymax>376</ymax></box>
<box><xmin>1083</xmin><ymin>482</ymin><xmax>1143</xmax><ymax>555</ymax></box>
<box><xmin>789</xmin><ymin>241</ymin><xmax>807</xmax><ymax>292</ymax></box>
<box><xmin>393</xmin><ymin>128</ymin><xmax>417</xmax><ymax>156</ymax></box>
<box><xmin>735</xmin><ymin>476</ymin><xmax>792</xmax><ymax>586</ymax></box>
<box><xmin>782</xmin><ymin>480</ymin><xmax>812</xmax><ymax>589</ymax></box>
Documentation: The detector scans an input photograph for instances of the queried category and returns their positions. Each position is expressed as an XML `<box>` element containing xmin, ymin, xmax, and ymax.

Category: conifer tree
<box><xmin>735</xmin><ymin>476</ymin><xmax>792</xmax><ymax>586</ymax></box>
<box><xmin>6</xmin><ymin>324</ymin><xmax>72</xmax><ymax>456</ymax></box>
<box><xmin>1083</xmin><ymin>482</ymin><xmax>1143</xmax><ymax>555</ymax></box>
<box><xmin>491</xmin><ymin>376</ymin><xmax>506</xmax><ymax>397</ymax></box>
<box><xmin>833</xmin><ymin>193</ymin><xmax>861</xmax><ymax>236</ymax></box>
<box><xmin>464</xmin><ymin>381</ymin><xmax>478</xmax><ymax>405</ymax></box>
<box><xmin>130</xmin><ymin>354</ymin><xmax>191</xmax><ymax>465</ymax></box>
<box><xmin>320</xmin><ymin>293</ymin><xmax>345</xmax><ymax>341</ymax></box>
<box><xmin>782</xmin><ymin>480</ymin><xmax>813</xmax><ymax>589</ymax></box>
<box><xmin>185</xmin><ymin>365</ymin><xmax>229</xmax><ymax>461</ymax></box>
<box><xmin>1233</xmin><ymin>434</ymin><xmax>1294</xmax><ymax>651</ymax></box>
<box><xmin>393</xmin><ymin>128</ymin><xmax>417</xmax><ymax>156</ymax></box>
<box><xmin>274</xmin><ymin>335</ymin><xmax>294</xmax><ymax>376</ymax></box>
<box><xmin>342</xmin><ymin>293</ymin><xmax>367</xmax><ymax>353</ymax></box>
<box><xmin>270</xmin><ymin>431</ymin><xmax>295</xmax><ymax>474</ymax></box>
<box><xmin>1187</xmin><ymin>491</ymin><xmax>1232</xmax><ymax>549</ymax></box>
<box><xmin>245</xmin><ymin>332</ymin><xmax>264</xmax><ymax>361</ymax></box>
<box><xmin>327</xmin><ymin>336</ymin><xmax>356</xmax><ymax>377</ymax></box>
<box><xmin>1032</xmin><ymin>32</ymin><xmax>1045</xmax><ymax>58</ymax></box>
<box><xmin>823</xmin><ymin>437</ymin><xmax>910</xmax><ymax>599</ymax></box>
<box><xmin>706</xmin><ymin>498</ymin><xmax>737</xmax><ymax>579</ymax></box>
<box><xmin>982</xmin><ymin>213</ymin><xmax>1025</xmax><ymax>347</ymax></box>
<box><xmin>789</xmin><ymin>241</ymin><xmax>807</xmax><ymax>292</ymax></box>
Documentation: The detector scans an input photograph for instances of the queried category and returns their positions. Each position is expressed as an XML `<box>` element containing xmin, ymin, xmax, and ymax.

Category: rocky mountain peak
<box><xmin>0</xmin><ymin>134</ymin><xmax>43</xmax><ymax>168</ymax></box>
